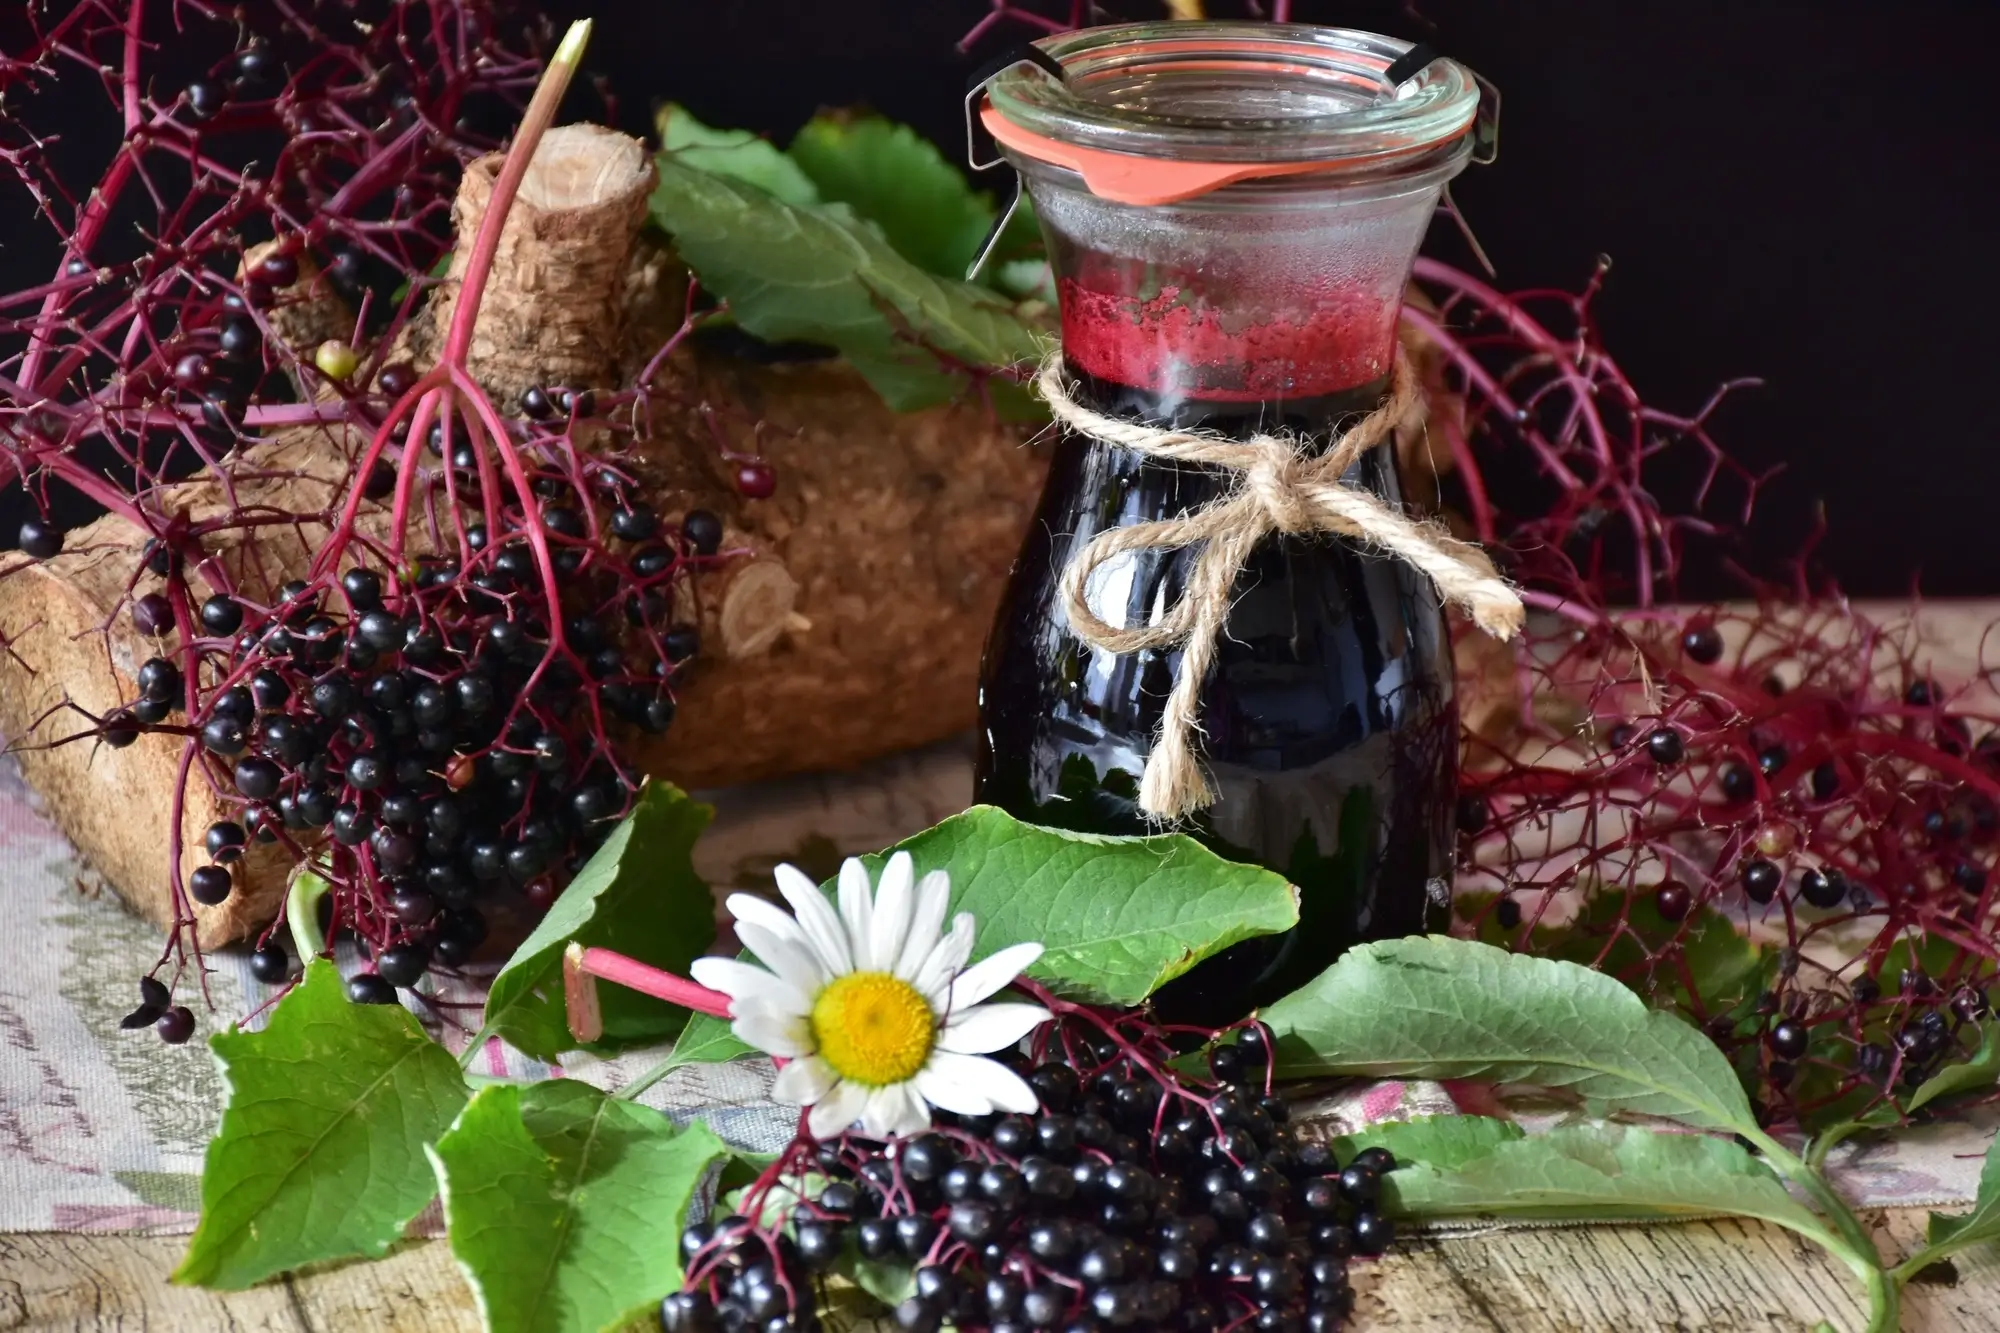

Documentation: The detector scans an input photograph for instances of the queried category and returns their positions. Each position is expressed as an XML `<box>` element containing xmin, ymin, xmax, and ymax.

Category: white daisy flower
<box><xmin>690</xmin><ymin>852</ymin><xmax>1051</xmax><ymax>1140</ymax></box>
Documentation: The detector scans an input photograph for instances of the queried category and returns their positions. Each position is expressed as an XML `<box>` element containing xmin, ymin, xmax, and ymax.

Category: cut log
<box><xmin>0</xmin><ymin>124</ymin><xmax>1047</xmax><ymax>943</ymax></box>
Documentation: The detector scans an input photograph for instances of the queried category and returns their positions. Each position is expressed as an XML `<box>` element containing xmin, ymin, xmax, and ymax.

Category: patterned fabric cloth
<box><xmin>0</xmin><ymin>742</ymin><xmax>1992</xmax><ymax>1236</ymax></box>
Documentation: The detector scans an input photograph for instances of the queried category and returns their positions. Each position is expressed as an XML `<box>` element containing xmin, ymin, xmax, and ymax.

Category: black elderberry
<box><xmin>309</xmin><ymin>675</ymin><xmax>356</xmax><ymax>719</ymax></box>
<box><xmin>1907</xmin><ymin>679</ymin><xmax>1934</xmax><ymax>707</ymax></box>
<box><xmin>189</xmin><ymin>865</ymin><xmax>232</xmax><ymax>905</ymax></box>
<box><xmin>1681</xmin><ymin>623</ymin><xmax>1724</xmax><ymax>664</ymax></box>
<box><xmin>1799</xmin><ymin>866</ymin><xmax>1847</xmax><ymax>909</ymax></box>
<box><xmin>1351</xmin><ymin>1211</ymin><xmax>1394</xmax><ymax>1255</ymax></box>
<box><xmin>347</xmin><ymin>974</ymin><xmax>397</xmax><ymax>1005</ymax></box>
<box><xmin>233</xmin><ymin>757</ymin><xmax>282</xmax><ymax>800</ymax></box>
<box><xmin>680</xmin><ymin>508</ymin><xmax>724</xmax><ymax>556</ymax></box>
<box><xmin>17</xmin><ymin>518</ymin><xmax>63</xmax><ymax>560</ymax></box>
<box><xmin>192</xmin><ymin>595</ymin><xmax>244</xmax><ymax>640</ymax></box>
<box><xmin>1718</xmin><ymin>762</ymin><xmax>1754</xmax><ymax>803</ymax></box>
<box><xmin>346</xmin><ymin>753</ymin><xmax>387</xmax><ymax>791</ymax></box>
<box><xmin>137</xmin><ymin>657</ymin><xmax>181</xmax><ymax>703</ymax></box>
<box><xmin>331</xmin><ymin>803</ymin><xmax>372</xmax><ymax>846</ymax></box>
<box><xmin>250</xmin><ymin>943</ymin><xmax>290</xmax><ymax>985</ymax></box>
<box><xmin>1493</xmin><ymin>894</ymin><xmax>1523</xmax><ymax>929</ymax></box>
<box><xmin>1769</xmin><ymin>1019</ymin><xmax>1810</xmax><ymax>1061</ymax></box>
<box><xmin>101</xmin><ymin>708</ymin><xmax>141</xmax><ymax>748</ymax></box>
<box><xmin>376</xmin><ymin>944</ymin><xmax>428</xmax><ymax>988</ymax></box>
<box><xmin>855</xmin><ymin>1217</ymin><xmax>895</xmax><ymax>1259</ymax></box>
<box><xmin>156</xmin><ymin>1005</ymin><xmax>196</xmax><ymax>1044</ymax></box>
<box><xmin>1336</xmin><ymin>1165</ymin><xmax>1380</xmax><ymax>1207</ymax></box>
<box><xmin>204</xmin><ymin>820</ymin><xmax>246</xmax><ymax>862</ymax></box>
<box><xmin>520</xmin><ymin>386</ymin><xmax>554</xmax><ymax>419</ymax></box>
<box><xmin>200</xmin><ymin>716</ymin><xmax>248</xmax><ymax>757</ymax></box>
<box><xmin>133</xmin><ymin>697</ymin><xmax>173</xmax><ymax>725</ymax></box>
<box><xmin>543</xmin><ymin>506</ymin><xmax>584</xmax><ymax>539</ymax></box>
<box><xmin>665</xmin><ymin>624</ymin><xmax>701</xmax><ymax>662</ymax></box>
<box><xmin>1645</xmin><ymin>726</ymin><xmax>1686</xmax><ymax>765</ymax></box>
<box><xmin>250</xmin><ymin>669</ymin><xmax>291</xmax><ymax>711</ymax></box>
<box><xmin>632</xmin><ymin>544</ymin><xmax>674</xmax><ymax>579</ymax></box>
<box><xmin>1351</xmin><ymin>1146</ymin><xmax>1396</xmax><ymax>1174</ymax></box>
<box><xmin>1741</xmin><ymin>858</ymin><xmax>1781</xmax><ymax>904</ymax></box>
<box><xmin>894</xmin><ymin>1213</ymin><xmax>938</xmax><ymax>1259</ymax></box>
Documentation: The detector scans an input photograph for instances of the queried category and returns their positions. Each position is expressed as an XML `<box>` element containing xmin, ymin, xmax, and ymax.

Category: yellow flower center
<box><xmin>810</xmin><ymin>971</ymin><xmax>935</xmax><ymax>1087</ymax></box>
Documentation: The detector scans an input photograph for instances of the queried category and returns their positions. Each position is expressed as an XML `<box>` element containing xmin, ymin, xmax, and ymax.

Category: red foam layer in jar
<box><xmin>1058</xmin><ymin>280</ymin><xmax>1395</xmax><ymax>403</ymax></box>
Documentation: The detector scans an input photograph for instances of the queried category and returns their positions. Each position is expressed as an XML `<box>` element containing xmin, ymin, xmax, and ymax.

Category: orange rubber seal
<box><xmin>979</xmin><ymin>101</ymin><xmax>1470</xmax><ymax>206</ymax></box>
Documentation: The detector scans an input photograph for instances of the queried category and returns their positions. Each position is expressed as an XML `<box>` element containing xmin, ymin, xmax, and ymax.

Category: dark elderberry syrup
<box><xmin>975</xmin><ymin>365</ymin><xmax>1457</xmax><ymax>1026</ymax></box>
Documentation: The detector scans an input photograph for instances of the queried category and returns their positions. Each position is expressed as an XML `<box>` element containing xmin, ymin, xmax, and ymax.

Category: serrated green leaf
<box><xmin>1327</xmin><ymin>1115</ymin><xmax>1526</xmax><ymax>1173</ymax></box>
<box><xmin>664</xmin><ymin>808</ymin><xmax>1299</xmax><ymax>1071</ymax></box>
<box><xmin>480</xmin><ymin>783</ymin><xmax>715</xmax><ymax>1060</ymax></box>
<box><xmin>657</xmin><ymin>103</ymin><xmax>822</xmax><ymax>207</ymax></box>
<box><xmin>1926</xmin><ymin>1128</ymin><xmax>2000</xmax><ymax>1252</ymax></box>
<box><xmin>842</xmin><ymin>806</ymin><xmax>1298</xmax><ymax>1007</ymax></box>
<box><xmin>1460</xmin><ymin>885</ymin><xmax>1773</xmax><ymax>1014</ymax></box>
<box><xmin>173</xmin><ymin>960</ymin><xmax>467</xmax><ymax>1289</ymax></box>
<box><xmin>1907</xmin><ymin>1023</ymin><xmax>2000</xmax><ymax>1114</ymax></box>
<box><xmin>649</xmin><ymin>159</ymin><xmax>1040</xmax><ymax>410</ymax></box>
<box><xmin>1383</xmin><ymin>1122</ymin><xmax>1840</xmax><ymax>1249</ymax></box>
<box><xmin>1262</xmin><ymin>935</ymin><xmax>1758</xmax><ymax>1134</ymax></box>
<box><xmin>430</xmin><ymin>1081</ymin><xmax>729</xmax><ymax>1333</ymax></box>
<box><xmin>788</xmin><ymin>112</ymin><xmax>995</xmax><ymax>279</ymax></box>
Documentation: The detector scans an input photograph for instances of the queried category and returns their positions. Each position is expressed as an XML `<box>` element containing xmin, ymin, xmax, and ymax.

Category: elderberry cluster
<box><xmin>665</xmin><ymin>1023</ymin><xmax>1393</xmax><ymax>1332</ymax></box>
<box><xmin>87</xmin><ymin>483</ymin><xmax>725</xmax><ymax>1014</ymax></box>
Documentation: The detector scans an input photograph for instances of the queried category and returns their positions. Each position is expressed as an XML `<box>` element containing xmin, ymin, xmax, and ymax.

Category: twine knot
<box><xmin>1036</xmin><ymin>348</ymin><xmax>1525</xmax><ymax>822</ymax></box>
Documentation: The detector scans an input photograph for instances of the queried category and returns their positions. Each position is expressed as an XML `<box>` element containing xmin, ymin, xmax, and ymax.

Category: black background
<box><xmin>9</xmin><ymin>1</ymin><xmax>1999</xmax><ymax>597</ymax></box>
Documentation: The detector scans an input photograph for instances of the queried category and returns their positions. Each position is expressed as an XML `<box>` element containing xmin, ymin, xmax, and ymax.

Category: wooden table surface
<box><xmin>3</xmin><ymin>1208</ymin><xmax>1995</xmax><ymax>1331</ymax></box>
<box><xmin>8</xmin><ymin>603</ymin><xmax>2000</xmax><ymax>1331</ymax></box>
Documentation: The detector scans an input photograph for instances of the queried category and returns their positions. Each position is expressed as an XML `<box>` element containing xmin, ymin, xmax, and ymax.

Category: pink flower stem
<box><xmin>573</xmin><ymin>947</ymin><xmax>733</xmax><ymax>1017</ymax></box>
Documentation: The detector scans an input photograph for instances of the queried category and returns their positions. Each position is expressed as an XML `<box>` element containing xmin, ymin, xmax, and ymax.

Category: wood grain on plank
<box><xmin>2</xmin><ymin>1210</ymin><xmax>1997</xmax><ymax>1332</ymax></box>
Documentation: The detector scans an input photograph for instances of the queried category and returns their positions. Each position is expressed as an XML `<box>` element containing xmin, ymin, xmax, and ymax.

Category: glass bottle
<box><xmin>972</xmin><ymin>23</ymin><xmax>1481</xmax><ymax>1024</ymax></box>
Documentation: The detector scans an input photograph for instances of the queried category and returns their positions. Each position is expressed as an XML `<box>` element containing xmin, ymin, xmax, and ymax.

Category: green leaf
<box><xmin>1926</xmin><ymin>1128</ymin><xmax>2000</xmax><ymax>1252</ymax></box>
<box><xmin>173</xmin><ymin>960</ymin><xmax>467</xmax><ymax>1289</ymax></box>
<box><xmin>1906</xmin><ymin>1023</ymin><xmax>2000</xmax><ymax>1114</ymax></box>
<box><xmin>663</xmin><ymin>807</ymin><xmax>1300</xmax><ymax>1072</ymax></box>
<box><xmin>657</xmin><ymin>103</ymin><xmax>822</xmax><ymax>207</ymax></box>
<box><xmin>1328</xmin><ymin>1115</ymin><xmax>1527</xmax><ymax>1173</ymax></box>
<box><xmin>1262</xmin><ymin>935</ymin><xmax>1758</xmax><ymax>1134</ymax></box>
<box><xmin>1383</xmin><ymin>1122</ymin><xmax>1841</xmax><ymax>1249</ymax></box>
<box><xmin>788</xmin><ymin>112</ymin><xmax>995</xmax><ymax>279</ymax></box>
<box><xmin>430</xmin><ymin>1082</ymin><xmax>729</xmax><ymax>1333</ymax></box>
<box><xmin>844</xmin><ymin>806</ymin><xmax>1299</xmax><ymax>1007</ymax></box>
<box><xmin>480</xmin><ymin>783</ymin><xmax>715</xmax><ymax>1060</ymax></box>
<box><xmin>1460</xmin><ymin>885</ymin><xmax>1774</xmax><ymax>1014</ymax></box>
<box><xmin>663</xmin><ymin>1011</ymin><xmax>753</xmax><ymax>1069</ymax></box>
<box><xmin>848</xmin><ymin>1255</ymin><xmax>917</xmax><ymax>1310</ymax></box>
<box><xmin>649</xmin><ymin>159</ymin><xmax>1040</xmax><ymax>411</ymax></box>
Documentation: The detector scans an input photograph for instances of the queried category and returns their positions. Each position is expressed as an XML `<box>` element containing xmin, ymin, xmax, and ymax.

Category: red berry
<box><xmin>735</xmin><ymin>459</ymin><xmax>776</xmax><ymax>499</ymax></box>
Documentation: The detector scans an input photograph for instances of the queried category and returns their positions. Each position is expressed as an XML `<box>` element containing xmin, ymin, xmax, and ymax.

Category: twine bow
<box><xmin>1038</xmin><ymin>349</ymin><xmax>1525</xmax><ymax>821</ymax></box>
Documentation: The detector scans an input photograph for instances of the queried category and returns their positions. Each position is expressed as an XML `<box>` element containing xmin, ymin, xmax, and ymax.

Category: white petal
<box><xmin>867</xmin><ymin>852</ymin><xmax>916</xmax><ymax>980</ymax></box>
<box><xmin>727</xmin><ymin>894</ymin><xmax>834</xmax><ymax>981</ymax></box>
<box><xmin>921</xmin><ymin>1051</ymin><xmax>1040</xmax><ymax>1115</ymax></box>
<box><xmin>733</xmin><ymin>1012</ymin><xmax>814</xmax><ymax>1058</ymax></box>
<box><xmin>807</xmin><ymin>1079</ymin><xmax>870</xmax><ymax>1138</ymax></box>
<box><xmin>938</xmin><ymin>1002</ymin><xmax>1051</xmax><ymax>1055</ymax></box>
<box><xmin>913</xmin><ymin>1060</ymin><xmax>995</xmax><ymax>1117</ymax></box>
<box><xmin>838</xmin><ymin>859</ymin><xmax>875</xmax><ymax>970</ymax></box>
<box><xmin>859</xmin><ymin>1086</ymin><xmax>905</xmax><ymax>1139</ymax></box>
<box><xmin>948</xmin><ymin>942</ymin><xmax>1044</xmax><ymax>1013</ymax></box>
<box><xmin>876</xmin><ymin>1082</ymin><xmax>933</xmax><ymax>1139</ymax></box>
<box><xmin>689</xmin><ymin>957</ymin><xmax>808</xmax><ymax>1016</ymax></box>
<box><xmin>771</xmin><ymin>1055</ymin><xmax>838</xmax><ymax>1106</ymax></box>
<box><xmin>774</xmin><ymin>864</ymin><xmax>853</xmax><ymax>976</ymax></box>
<box><xmin>735</xmin><ymin>920</ymin><xmax>830</xmax><ymax>993</ymax></box>
<box><xmin>893</xmin><ymin>870</ymin><xmax>951</xmax><ymax>981</ymax></box>
<box><xmin>911</xmin><ymin>914</ymin><xmax>977</xmax><ymax>1006</ymax></box>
